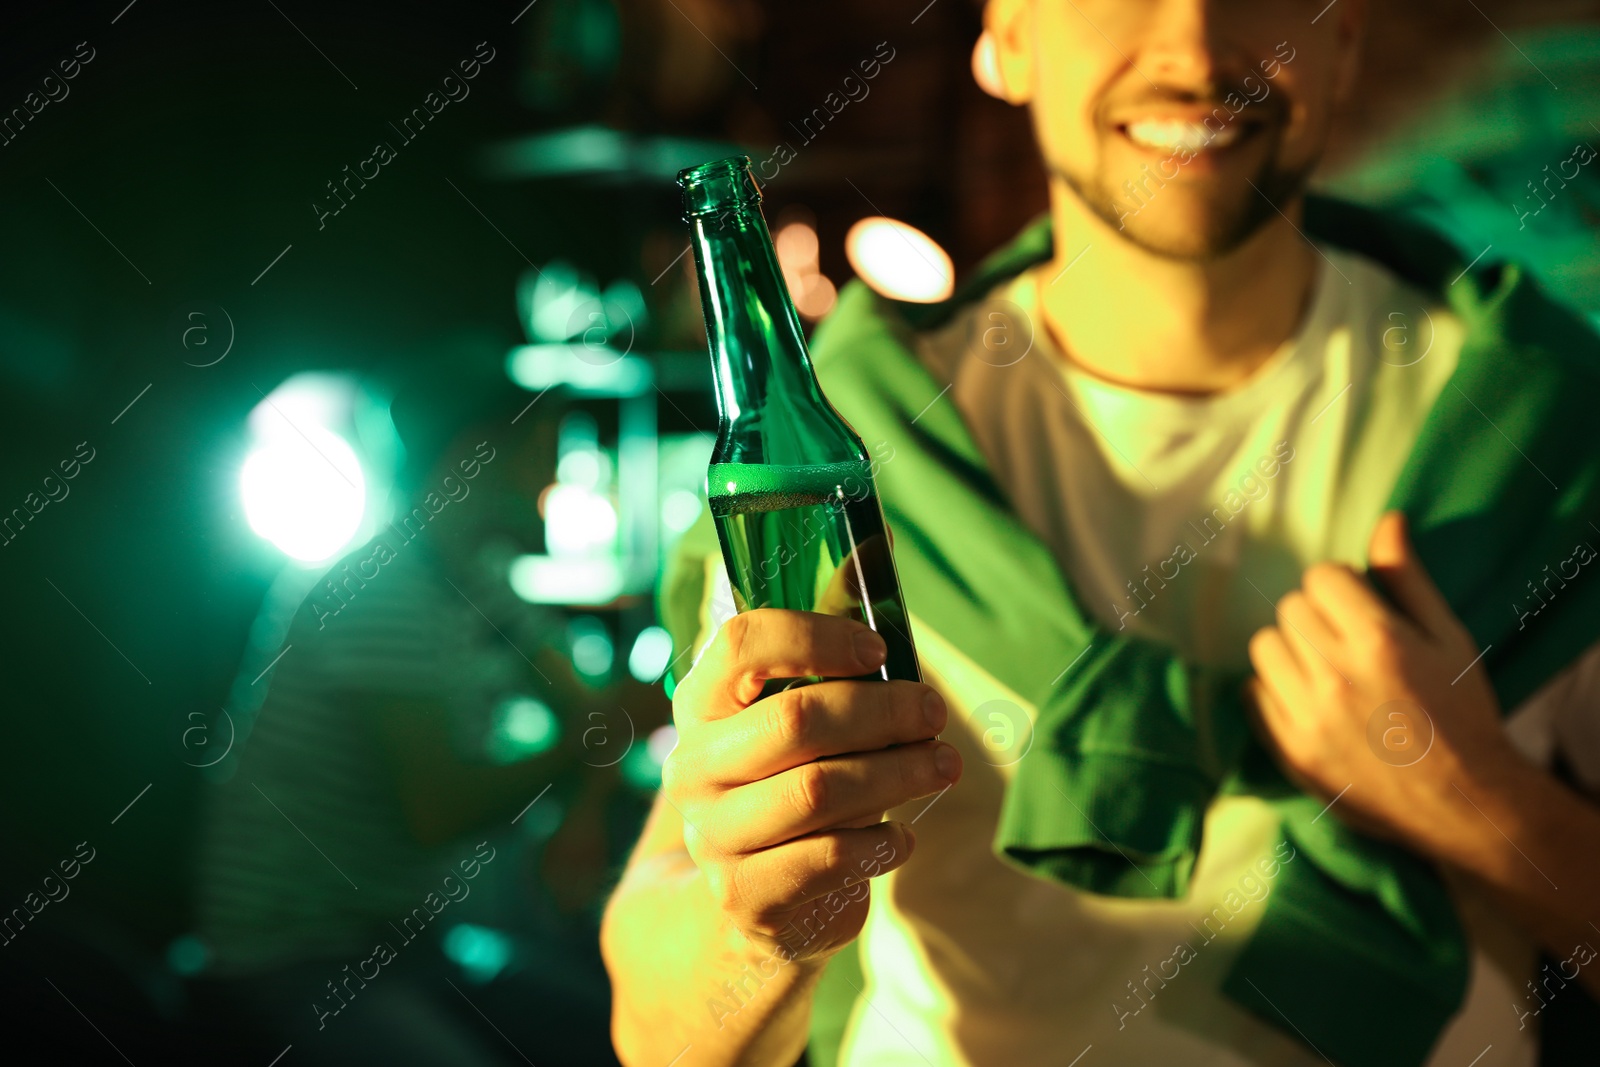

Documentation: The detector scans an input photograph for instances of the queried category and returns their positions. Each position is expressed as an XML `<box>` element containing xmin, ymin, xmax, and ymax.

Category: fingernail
<box><xmin>922</xmin><ymin>689</ymin><xmax>945</xmax><ymax>729</ymax></box>
<box><xmin>854</xmin><ymin>629</ymin><xmax>887</xmax><ymax>668</ymax></box>
<box><xmin>933</xmin><ymin>743</ymin><xmax>959</xmax><ymax>781</ymax></box>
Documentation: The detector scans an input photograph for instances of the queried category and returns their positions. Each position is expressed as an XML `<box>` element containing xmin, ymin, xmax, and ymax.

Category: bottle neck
<box><xmin>689</xmin><ymin>205</ymin><xmax>859</xmax><ymax>467</ymax></box>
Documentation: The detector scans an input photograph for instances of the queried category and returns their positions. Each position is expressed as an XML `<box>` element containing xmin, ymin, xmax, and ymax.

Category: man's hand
<box><xmin>662</xmin><ymin>609</ymin><xmax>960</xmax><ymax>964</ymax></box>
<box><xmin>1244</xmin><ymin>510</ymin><xmax>1518</xmax><ymax>847</ymax></box>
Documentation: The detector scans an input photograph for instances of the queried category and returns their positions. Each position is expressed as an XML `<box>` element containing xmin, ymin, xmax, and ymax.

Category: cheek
<box><xmin>1029</xmin><ymin>7</ymin><xmax>1123</xmax><ymax>162</ymax></box>
<box><xmin>1260</xmin><ymin>37</ymin><xmax>1347</xmax><ymax>157</ymax></box>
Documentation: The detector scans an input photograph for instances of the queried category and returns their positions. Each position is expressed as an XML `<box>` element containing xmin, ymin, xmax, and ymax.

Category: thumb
<box><xmin>1367</xmin><ymin>511</ymin><xmax>1460</xmax><ymax>641</ymax></box>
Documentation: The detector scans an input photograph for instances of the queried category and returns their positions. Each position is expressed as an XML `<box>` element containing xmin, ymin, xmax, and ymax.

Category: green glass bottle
<box><xmin>678</xmin><ymin>156</ymin><xmax>920</xmax><ymax>684</ymax></box>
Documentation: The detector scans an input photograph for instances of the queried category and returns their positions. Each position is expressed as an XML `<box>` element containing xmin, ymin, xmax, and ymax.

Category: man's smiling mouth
<box><xmin>1119</xmin><ymin>118</ymin><xmax>1255</xmax><ymax>154</ymax></box>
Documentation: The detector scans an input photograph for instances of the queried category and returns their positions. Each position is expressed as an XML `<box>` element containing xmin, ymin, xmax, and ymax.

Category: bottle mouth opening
<box><xmin>678</xmin><ymin>155</ymin><xmax>763</xmax><ymax>220</ymax></box>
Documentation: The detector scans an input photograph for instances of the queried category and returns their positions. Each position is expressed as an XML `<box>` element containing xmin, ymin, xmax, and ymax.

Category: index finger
<box><xmin>674</xmin><ymin>609</ymin><xmax>889</xmax><ymax>723</ymax></box>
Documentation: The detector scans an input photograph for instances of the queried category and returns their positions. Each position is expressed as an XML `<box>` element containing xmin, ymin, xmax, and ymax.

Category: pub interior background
<box><xmin>0</xmin><ymin>0</ymin><xmax>1595</xmax><ymax>1062</ymax></box>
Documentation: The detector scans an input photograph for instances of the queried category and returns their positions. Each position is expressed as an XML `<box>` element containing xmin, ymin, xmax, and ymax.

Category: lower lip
<box><xmin>1113</xmin><ymin>123</ymin><xmax>1263</xmax><ymax>173</ymax></box>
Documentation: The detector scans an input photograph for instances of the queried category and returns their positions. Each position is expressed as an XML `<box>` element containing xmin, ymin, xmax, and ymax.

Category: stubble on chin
<box><xmin>1049</xmin><ymin>141</ymin><xmax>1314</xmax><ymax>264</ymax></box>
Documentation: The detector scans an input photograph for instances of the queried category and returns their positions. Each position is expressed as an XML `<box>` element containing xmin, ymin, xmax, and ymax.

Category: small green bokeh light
<box><xmin>568</xmin><ymin>615</ymin><xmax>614</xmax><ymax>680</ymax></box>
<box><xmin>166</xmin><ymin>935</ymin><xmax>211</xmax><ymax>977</ymax></box>
<box><xmin>619</xmin><ymin>740</ymin><xmax>660</xmax><ymax>791</ymax></box>
<box><xmin>487</xmin><ymin>696</ymin><xmax>561</xmax><ymax>764</ymax></box>
<box><xmin>627</xmin><ymin>625</ymin><xmax>673</xmax><ymax>683</ymax></box>
<box><xmin>618</xmin><ymin>723</ymin><xmax>678</xmax><ymax>792</ymax></box>
<box><xmin>442</xmin><ymin>923</ymin><xmax>514</xmax><ymax>984</ymax></box>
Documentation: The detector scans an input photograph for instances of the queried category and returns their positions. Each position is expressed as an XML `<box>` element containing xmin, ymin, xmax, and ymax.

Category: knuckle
<box><xmin>670</xmin><ymin>672</ymin><xmax>702</xmax><ymax>725</ymax></box>
<box><xmin>658</xmin><ymin>742</ymin><xmax>702</xmax><ymax>800</ymax></box>
<box><xmin>769</xmin><ymin>688</ymin><xmax>811</xmax><ymax>750</ymax></box>
<box><xmin>788</xmin><ymin>762</ymin><xmax>828</xmax><ymax>821</ymax></box>
<box><xmin>814</xmin><ymin>834</ymin><xmax>847</xmax><ymax>876</ymax></box>
<box><xmin>683</xmin><ymin>826</ymin><xmax>718</xmax><ymax>876</ymax></box>
<box><xmin>745</xmin><ymin>905</ymin><xmax>789</xmax><ymax>937</ymax></box>
<box><xmin>723</xmin><ymin>859</ymin><xmax>758</xmax><ymax>918</ymax></box>
<box><xmin>658</xmin><ymin>750</ymin><xmax>682</xmax><ymax>797</ymax></box>
<box><xmin>721</xmin><ymin>611</ymin><xmax>753</xmax><ymax>665</ymax></box>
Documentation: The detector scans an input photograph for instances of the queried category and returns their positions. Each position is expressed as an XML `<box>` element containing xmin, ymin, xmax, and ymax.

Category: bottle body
<box><xmin>681</xmin><ymin>157</ymin><xmax>921</xmax><ymax>683</ymax></box>
<box><xmin>709</xmin><ymin>460</ymin><xmax>920</xmax><ymax>682</ymax></box>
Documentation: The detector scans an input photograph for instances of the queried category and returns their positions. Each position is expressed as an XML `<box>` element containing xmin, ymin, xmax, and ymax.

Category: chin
<box><xmin>1114</xmin><ymin>192</ymin><xmax>1275</xmax><ymax>262</ymax></box>
<box><xmin>1052</xmin><ymin>124</ymin><xmax>1315</xmax><ymax>263</ymax></box>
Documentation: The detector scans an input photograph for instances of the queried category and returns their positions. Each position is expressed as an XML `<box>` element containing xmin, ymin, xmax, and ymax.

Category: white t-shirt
<box><xmin>692</xmin><ymin>246</ymin><xmax>1600</xmax><ymax>1065</ymax></box>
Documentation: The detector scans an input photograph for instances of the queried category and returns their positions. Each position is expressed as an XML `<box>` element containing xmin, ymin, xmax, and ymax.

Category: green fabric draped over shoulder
<box><xmin>657</xmin><ymin>197</ymin><xmax>1600</xmax><ymax>1067</ymax></box>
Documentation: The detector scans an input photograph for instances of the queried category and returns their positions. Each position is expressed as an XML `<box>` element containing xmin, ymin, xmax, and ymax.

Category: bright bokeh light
<box><xmin>775</xmin><ymin>218</ymin><xmax>839</xmax><ymax>321</ymax></box>
<box><xmin>661</xmin><ymin>488</ymin><xmax>703</xmax><ymax>533</ymax></box>
<box><xmin>241</xmin><ymin>424</ymin><xmax>366</xmax><ymax>563</ymax></box>
<box><xmin>245</xmin><ymin>374</ymin><xmax>358</xmax><ymax>443</ymax></box>
<box><xmin>845</xmin><ymin>216</ymin><xmax>955</xmax><ymax>303</ymax></box>
<box><xmin>628</xmin><ymin>625</ymin><xmax>674</xmax><ymax>682</ymax></box>
<box><xmin>569</xmin><ymin>615</ymin><xmax>615</xmax><ymax>677</ymax></box>
<box><xmin>487</xmin><ymin>696</ymin><xmax>560</xmax><ymax>764</ymax></box>
<box><xmin>647</xmin><ymin>724</ymin><xmax>678</xmax><ymax>765</ymax></box>
<box><xmin>525</xmin><ymin>261</ymin><xmax>595</xmax><ymax>343</ymax></box>
<box><xmin>505</xmin><ymin>344</ymin><xmax>649</xmax><ymax>393</ymax></box>
<box><xmin>543</xmin><ymin>484</ymin><xmax>618</xmax><ymax>555</ymax></box>
<box><xmin>509</xmin><ymin>555</ymin><xmax>625</xmax><ymax>605</ymax></box>
<box><xmin>573</xmin><ymin>633</ymin><xmax>613</xmax><ymax>675</ymax></box>
<box><xmin>442</xmin><ymin>924</ymin><xmax>514</xmax><ymax>984</ymax></box>
<box><xmin>795</xmin><ymin>273</ymin><xmax>838</xmax><ymax>320</ymax></box>
<box><xmin>557</xmin><ymin>449</ymin><xmax>604</xmax><ymax>488</ymax></box>
<box><xmin>775</xmin><ymin>220</ymin><xmax>820</xmax><ymax>268</ymax></box>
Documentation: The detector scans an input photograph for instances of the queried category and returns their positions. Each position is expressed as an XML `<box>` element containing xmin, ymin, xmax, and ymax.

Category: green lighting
<box><xmin>628</xmin><ymin>626</ymin><xmax>673</xmax><ymax>682</ymax></box>
<box><xmin>166</xmin><ymin>935</ymin><xmax>210</xmax><ymax>976</ymax></box>
<box><xmin>619</xmin><ymin>739</ymin><xmax>661</xmax><ymax>791</ymax></box>
<box><xmin>442</xmin><ymin>923</ymin><xmax>513</xmax><ymax>984</ymax></box>
<box><xmin>487</xmin><ymin>696</ymin><xmax>560</xmax><ymax>764</ymax></box>
<box><xmin>568</xmin><ymin>615</ymin><xmax>614</xmax><ymax>678</ymax></box>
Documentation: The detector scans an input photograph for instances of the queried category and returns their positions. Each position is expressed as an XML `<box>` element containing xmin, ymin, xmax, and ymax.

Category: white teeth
<box><xmin>1123</xmin><ymin>119</ymin><xmax>1243</xmax><ymax>152</ymax></box>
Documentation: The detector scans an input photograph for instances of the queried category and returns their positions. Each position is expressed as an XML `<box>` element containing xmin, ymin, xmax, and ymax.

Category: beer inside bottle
<box><xmin>680</xmin><ymin>156</ymin><xmax>921</xmax><ymax>683</ymax></box>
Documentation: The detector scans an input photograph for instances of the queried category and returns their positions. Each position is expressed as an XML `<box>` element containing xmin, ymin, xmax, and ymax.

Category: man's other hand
<box><xmin>1245</xmin><ymin>510</ymin><xmax>1517</xmax><ymax>846</ymax></box>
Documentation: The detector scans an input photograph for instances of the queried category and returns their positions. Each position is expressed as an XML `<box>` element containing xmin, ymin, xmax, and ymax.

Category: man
<box><xmin>604</xmin><ymin>1</ymin><xmax>1600</xmax><ymax>1065</ymax></box>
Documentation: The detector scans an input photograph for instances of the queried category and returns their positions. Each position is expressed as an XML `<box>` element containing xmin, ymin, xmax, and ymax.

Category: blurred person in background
<box><xmin>193</xmin><ymin>360</ymin><xmax>647</xmax><ymax>1066</ymax></box>
<box><xmin>605</xmin><ymin>2</ymin><xmax>1600</xmax><ymax>1067</ymax></box>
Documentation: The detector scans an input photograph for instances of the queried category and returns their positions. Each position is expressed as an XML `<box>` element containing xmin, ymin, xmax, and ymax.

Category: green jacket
<box><xmin>660</xmin><ymin>196</ymin><xmax>1600</xmax><ymax>1067</ymax></box>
